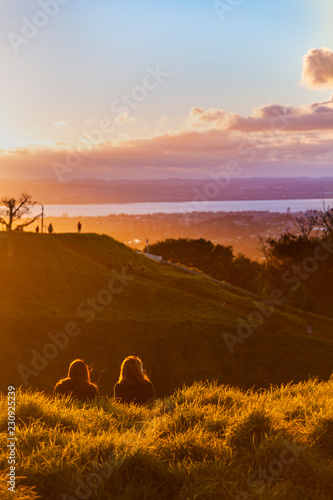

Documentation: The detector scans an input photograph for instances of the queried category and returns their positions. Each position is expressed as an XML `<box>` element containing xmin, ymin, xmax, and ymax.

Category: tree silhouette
<box><xmin>147</xmin><ymin>238</ymin><xmax>262</xmax><ymax>292</ymax></box>
<box><xmin>319</xmin><ymin>205</ymin><xmax>333</xmax><ymax>235</ymax></box>
<box><xmin>295</xmin><ymin>209</ymin><xmax>319</xmax><ymax>239</ymax></box>
<box><xmin>0</xmin><ymin>193</ymin><xmax>39</xmax><ymax>231</ymax></box>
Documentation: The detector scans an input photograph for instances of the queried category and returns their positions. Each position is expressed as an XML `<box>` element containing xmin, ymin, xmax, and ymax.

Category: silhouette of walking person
<box><xmin>48</xmin><ymin>223</ymin><xmax>54</xmax><ymax>234</ymax></box>
<box><xmin>77</xmin><ymin>221</ymin><xmax>82</xmax><ymax>233</ymax></box>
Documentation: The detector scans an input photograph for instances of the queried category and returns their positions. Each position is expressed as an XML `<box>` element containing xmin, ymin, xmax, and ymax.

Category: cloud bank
<box><xmin>1</xmin><ymin>96</ymin><xmax>333</xmax><ymax>179</ymax></box>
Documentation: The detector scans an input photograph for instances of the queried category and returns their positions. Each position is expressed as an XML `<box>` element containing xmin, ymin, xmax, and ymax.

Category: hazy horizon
<box><xmin>1</xmin><ymin>175</ymin><xmax>333</xmax><ymax>182</ymax></box>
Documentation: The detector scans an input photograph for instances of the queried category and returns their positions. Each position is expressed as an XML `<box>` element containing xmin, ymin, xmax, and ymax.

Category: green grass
<box><xmin>1</xmin><ymin>380</ymin><xmax>333</xmax><ymax>499</ymax></box>
<box><xmin>1</xmin><ymin>232</ymin><xmax>333</xmax><ymax>398</ymax></box>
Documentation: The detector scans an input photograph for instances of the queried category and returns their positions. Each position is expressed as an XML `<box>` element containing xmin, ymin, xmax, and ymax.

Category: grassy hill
<box><xmin>0</xmin><ymin>231</ymin><xmax>333</xmax><ymax>398</ymax></box>
<box><xmin>1</xmin><ymin>380</ymin><xmax>333</xmax><ymax>499</ymax></box>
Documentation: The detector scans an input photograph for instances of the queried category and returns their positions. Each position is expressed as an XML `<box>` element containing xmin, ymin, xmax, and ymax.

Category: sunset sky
<box><xmin>0</xmin><ymin>0</ymin><xmax>332</xmax><ymax>180</ymax></box>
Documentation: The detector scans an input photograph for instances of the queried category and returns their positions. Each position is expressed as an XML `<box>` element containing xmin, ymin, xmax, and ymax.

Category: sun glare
<box><xmin>0</xmin><ymin>128</ymin><xmax>19</xmax><ymax>150</ymax></box>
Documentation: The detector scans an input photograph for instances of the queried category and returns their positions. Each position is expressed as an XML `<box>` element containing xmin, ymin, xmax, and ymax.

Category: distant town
<box><xmin>1</xmin><ymin>177</ymin><xmax>332</xmax><ymax>259</ymax></box>
<box><xmin>41</xmin><ymin>210</ymin><xmax>300</xmax><ymax>260</ymax></box>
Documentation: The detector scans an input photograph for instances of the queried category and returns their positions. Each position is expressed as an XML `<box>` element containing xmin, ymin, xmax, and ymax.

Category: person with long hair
<box><xmin>54</xmin><ymin>359</ymin><xmax>98</xmax><ymax>400</ymax></box>
<box><xmin>114</xmin><ymin>356</ymin><xmax>154</xmax><ymax>404</ymax></box>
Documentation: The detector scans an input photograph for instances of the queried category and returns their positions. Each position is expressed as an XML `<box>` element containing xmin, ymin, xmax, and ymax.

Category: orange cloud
<box><xmin>301</xmin><ymin>47</ymin><xmax>333</xmax><ymax>89</ymax></box>
<box><xmin>115</xmin><ymin>112</ymin><xmax>138</xmax><ymax>125</ymax></box>
<box><xmin>1</xmin><ymin>98</ymin><xmax>333</xmax><ymax>179</ymax></box>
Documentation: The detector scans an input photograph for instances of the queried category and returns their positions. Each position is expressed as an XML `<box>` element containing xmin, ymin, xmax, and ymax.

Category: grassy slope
<box><xmin>1</xmin><ymin>380</ymin><xmax>333</xmax><ymax>499</ymax></box>
<box><xmin>0</xmin><ymin>232</ymin><xmax>333</xmax><ymax>398</ymax></box>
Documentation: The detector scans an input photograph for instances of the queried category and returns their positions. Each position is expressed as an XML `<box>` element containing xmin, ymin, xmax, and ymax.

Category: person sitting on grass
<box><xmin>54</xmin><ymin>359</ymin><xmax>98</xmax><ymax>400</ymax></box>
<box><xmin>114</xmin><ymin>356</ymin><xmax>154</xmax><ymax>404</ymax></box>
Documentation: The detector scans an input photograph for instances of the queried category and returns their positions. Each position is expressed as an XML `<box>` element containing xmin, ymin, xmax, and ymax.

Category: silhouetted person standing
<box><xmin>48</xmin><ymin>223</ymin><xmax>54</xmax><ymax>234</ymax></box>
<box><xmin>35</xmin><ymin>225</ymin><xmax>39</xmax><ymax>233</ymax></box>
<box><xmin>77</xmin><ymin>221</ymin><xmax>82</xmax><ymax>233</ymax></box>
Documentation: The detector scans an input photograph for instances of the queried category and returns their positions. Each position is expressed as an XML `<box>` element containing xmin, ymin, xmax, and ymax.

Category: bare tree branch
<box><xmin>294</xmin><ymin>209</ymin><xmax>319</xmax><ymax>239</ymax></box>
<box><xmin>0</xmin><ymin>193</ymin><xmax>40</xmax><ymax>231</ymax></box>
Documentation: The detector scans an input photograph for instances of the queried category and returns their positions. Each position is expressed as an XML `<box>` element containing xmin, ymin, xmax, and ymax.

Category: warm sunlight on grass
<box><xmin>1</xmin><ymin>232</ymin><xmax>333</xmax><ymax>400</ymax></box>
<box><xmin>1</xmin><ymin>379</ymin><xmax>333</xmax><ymax>499</ymax></box>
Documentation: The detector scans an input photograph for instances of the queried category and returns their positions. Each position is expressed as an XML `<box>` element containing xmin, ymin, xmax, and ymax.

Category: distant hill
<box><xmin>1</xmin><ymin>232</ymin><xmax>333</xmax><ymax>397</ymax></box>
<box><xmin>1</xmin><ymin>177</ymin><xmax>333</xmax><ymax>204</ymax></box>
